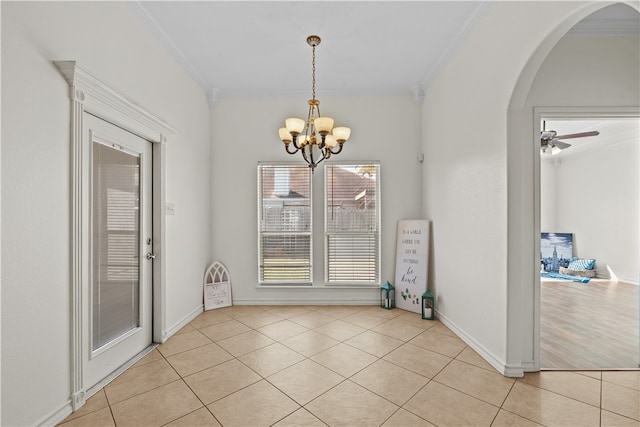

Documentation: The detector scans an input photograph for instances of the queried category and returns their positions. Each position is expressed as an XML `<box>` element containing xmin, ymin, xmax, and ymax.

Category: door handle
<box><xmin>146</xmin><ymin>252</ymin><xmax>156</xmax><ymax>260</ymax></box>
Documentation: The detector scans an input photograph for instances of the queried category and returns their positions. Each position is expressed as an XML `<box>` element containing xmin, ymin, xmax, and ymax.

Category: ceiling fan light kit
<box><xmin>278</xmin><ymin>35</ymin><xmax>351</xmax><ymax>170</ymax></box>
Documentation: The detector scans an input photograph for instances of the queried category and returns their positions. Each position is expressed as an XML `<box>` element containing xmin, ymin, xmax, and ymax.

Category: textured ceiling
<box><xmin>133</xmin><ymin>1</ymin><xmax>488</xmax><ymax>100</ymax></box>
<box><xmin>132</xmin><ymin>2</ymin><xmax>639</xmax><ymax>105</ymax></box>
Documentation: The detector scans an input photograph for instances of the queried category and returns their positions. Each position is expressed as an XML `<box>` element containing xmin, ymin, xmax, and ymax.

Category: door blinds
<box><xmin>92</xmin><ymin>141</ymin><xmax>141</xmax><ymax>350</ymax></box>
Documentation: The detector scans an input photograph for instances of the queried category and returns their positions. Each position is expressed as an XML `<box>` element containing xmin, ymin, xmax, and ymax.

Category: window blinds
<box><xmin>92</xmin><ymin>142</ymin><xmax>141</xmax><ymax>350</ymax></box>
<box><xmin>325</xmin><ymin>164</ymin><xmax>380</xmax><ymax>284</ymax></box>
<box><xmin>258</xmin><ymin>164</ymin><xmax>312</xmax><ymax>284</ymax></box>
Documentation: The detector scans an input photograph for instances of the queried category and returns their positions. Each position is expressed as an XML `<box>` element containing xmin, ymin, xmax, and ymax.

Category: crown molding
<box><xmin>130</xmin><ymin>1</ymin><xmax>211</xmax><ymax>94</ymax></box>
<box><xmin>420</xmin><ymin>0</ymin><xmax>494</xmax><ymax>89</ymax></box>
<box><xmin>411</xmin><ymin>85</ymin><xmax>425</xmax><ymax>105</ymax></box>
<box><xmin>215</xmin><ymin>86</ymin><xmax>415</xmax><ymax>100</ymax></box>
<box><xmin>207</xmin><ymin>88</ymin><xmax>221</xmax><ymax>108</ymax></box>
<box><xmin>566</xmin><ymin>17</ymin><xmax>640</xmax><ymax>37</ymax></box>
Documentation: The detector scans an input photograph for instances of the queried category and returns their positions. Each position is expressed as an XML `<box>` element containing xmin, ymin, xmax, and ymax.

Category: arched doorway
<box><xmin>506</xmin><ymin>2</ymin><xmax>640</xmax><ymax>372</ymax></box>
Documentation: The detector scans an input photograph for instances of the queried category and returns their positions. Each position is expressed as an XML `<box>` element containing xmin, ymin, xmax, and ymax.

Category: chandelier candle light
<box><xmin>278</xmin><ymin>35</ymin><xmax>351</xmax><ymax>170</ymax></box>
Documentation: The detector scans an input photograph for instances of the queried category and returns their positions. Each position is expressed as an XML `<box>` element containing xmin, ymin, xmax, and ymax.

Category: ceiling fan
<box><xmin>540</xmin><ymin>121</ymin><xmax>600</xmax><ymax>155</ymax></box>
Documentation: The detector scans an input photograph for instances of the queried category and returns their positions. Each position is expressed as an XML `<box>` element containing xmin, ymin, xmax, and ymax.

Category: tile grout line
<box><xmin>109</xmin><ymin>310</ymin><xmax>416</xmax><ymax>425</ymax></box>
<box><xmin>156</xmin><ymin>345</ymin><xmax>223</xmax><ymax>427</ymax></box>
<box><xmin>243</xmin><ymin>309</ymin><xmax>350</xmax><ymax>426</ymax></box>
<box><xmin>241</xmin><ymin>308</ymin><xmax>411</xmax><ymax>426</ymax></box>
<box><xmin>518</xmin><ymin>372</ymin><xmax>606</xmax><ymax>410</ymax></box>
<box><xmin>599</xmin><ymin>376</ymin><xmax>603</xmax><ymax>427</ymax></box>
<box><xmin>490</xmin><ymin>377</ymin><xmax>519</xmax><ymax>426</ymax></box>
<box><xmin>70</xmin><ymin>306</ymin><xmax>628</xmax><ymax>427</ymax></box>
<box><xmin>301</xmin><ymin>313</ymin><xmax>445</xmax><ymax>427</ymax></box>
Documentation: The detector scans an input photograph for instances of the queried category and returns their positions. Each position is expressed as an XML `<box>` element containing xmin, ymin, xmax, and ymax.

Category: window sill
<box><xmin>257</xmin><ymin>283</ymin><xmax>379</xmax><ymax>290</ymax></box>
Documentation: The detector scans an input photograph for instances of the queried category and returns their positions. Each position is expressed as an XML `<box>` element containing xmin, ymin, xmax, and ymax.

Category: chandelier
<box><xmin>278</xmin><ymin>35</ymin><xmax>351</xmax><ymax>170</ymax></box>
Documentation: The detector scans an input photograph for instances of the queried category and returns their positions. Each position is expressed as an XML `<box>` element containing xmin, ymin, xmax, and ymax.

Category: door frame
<box><xmin>532</xmin><ymin>106</ymin><xmax>640</xmax><ymax>370</ymax></box>
<box><xmin>55</xmin><ymin>61</ymin><xmax>177</xmax><ymax>411</ymax></box>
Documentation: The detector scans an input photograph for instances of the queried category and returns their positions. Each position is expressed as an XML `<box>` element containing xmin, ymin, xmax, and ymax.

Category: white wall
<box><xmin>210</xmin><ymin>95</ymin><xmax>422</xmax><ymax>304</ymax></box>
<box><xmin>1</xmin><ymin>2</ymin><xmax>211</xmax><ymax>425</ymax></box>
<box><xmin>421</xmin><ymin>1</ymin><xmax>563</xmax><ymax>375</ymax></box>
<box><xmin>421</xmin><ymin>1</ymin><xmax>639</xmax><ymax>375</ymax></box>
<box><xmin>527</xmin><ymin>36</ymin><xmax>640</xmax><ymax>107</ymax></box>
<box><xmin>540</xmin><ymin>159</ymin><xmax>559</xmax><ymax>232</ymax></box>
<box><xmin>541</xmin><ymin>138</ymin><xmax>639</xmax><ymax>284</ymax></box>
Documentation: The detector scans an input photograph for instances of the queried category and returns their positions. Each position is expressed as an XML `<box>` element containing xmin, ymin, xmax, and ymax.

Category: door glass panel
<box><xmin>92</xmin><ymin>141</ymin><xmax>141</xmax><ymax>351</ymax></box>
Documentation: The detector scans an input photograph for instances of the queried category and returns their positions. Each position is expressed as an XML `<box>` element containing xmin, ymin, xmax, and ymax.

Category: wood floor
<box><xmin>541</xmin><ymin>278</ymin><xmax>639</xmax><ymax>370</ymax></box>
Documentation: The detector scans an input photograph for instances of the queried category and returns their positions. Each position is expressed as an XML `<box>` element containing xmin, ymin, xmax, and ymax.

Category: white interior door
<box><xmin>83</xmin><ymin>113</ymin><xmax>153</xmax><ymax>390</ymax></box>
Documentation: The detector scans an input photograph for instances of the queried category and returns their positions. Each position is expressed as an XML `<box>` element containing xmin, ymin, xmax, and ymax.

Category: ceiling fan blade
<box><xmin>553</xmin><ymin>140</ymin><xmax>572</xmax><ymax>150</ymax></box>
<box><xmin>553</xmin><ymin>130</ymin><xmax>599</xmax><ymax>140</ymax></box>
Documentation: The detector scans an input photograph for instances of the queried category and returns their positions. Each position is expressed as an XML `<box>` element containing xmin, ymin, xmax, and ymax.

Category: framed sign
<box><xmin>203</xmin><ymin>261</ymin><xmax>232</xmax><ymax>310</ymax></box>
<box><xmin>394</xmin><ymin>220</ymin><xmax>430</xmax><ymax>314</ymax></box>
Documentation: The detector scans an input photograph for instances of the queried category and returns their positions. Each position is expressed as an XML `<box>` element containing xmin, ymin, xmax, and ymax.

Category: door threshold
<box><xmin>85</xmin><ymin>344</ymin><xmax>158</xmax><ymax>400</ymax></box>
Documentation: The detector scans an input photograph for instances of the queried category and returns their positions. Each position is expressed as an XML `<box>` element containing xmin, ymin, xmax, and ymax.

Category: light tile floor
<box><xmin>59</xmin><ymin>305</ymin><xmax>640</xmax><ymax>427</ymax></box>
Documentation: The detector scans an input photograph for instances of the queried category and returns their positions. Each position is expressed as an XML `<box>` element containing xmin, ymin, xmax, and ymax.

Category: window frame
<box><xmin>257</xmin><ymin>162</ymin><xmax>313</xmax><ymax>286</ymax></box>
<box><xmin>324</xmin><ymin>162</ymin><xmax>381</xmax><ymax>286</ymax></box>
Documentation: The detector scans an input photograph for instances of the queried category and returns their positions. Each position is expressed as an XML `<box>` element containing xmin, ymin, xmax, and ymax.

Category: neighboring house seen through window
<box><xmin>258</xmin><ymin>164</ymin><xmax>312</xmax><ymax>284</ymax></box>
<box><xmin>257</xmin><ymin>163</ymin><xmax>380</xmax><ymax>286</ymax></box>
<box><xmin>325</xmin><ymin>164</ymin><xmax>380</xmax><ymax>285</ymax></box>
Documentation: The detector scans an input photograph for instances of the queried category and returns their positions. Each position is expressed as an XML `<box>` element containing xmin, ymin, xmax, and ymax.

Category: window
<box><xmin>258</xmin><ymin>164</ymin><xmax>312</xmax><ymax>284</ymax></box>
<box><xmin>325</xmin><ymin>163</ymin><xmax>380</xmax><ymax>284</ymax></box>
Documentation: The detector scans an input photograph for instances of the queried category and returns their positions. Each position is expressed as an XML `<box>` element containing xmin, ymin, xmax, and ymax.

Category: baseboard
<box><xmin>38</xmin><ymin>401</ymin><xmax>73</xmax><ymax>427</ymax></box>
<box><xmin>162</xmin><ymin>304</ymin><xmax>204</xmax><ymax>342</ymax></box>
<box><xmin>595</xmin><ymin>273</ymin><xmax>639</xmax><ymax>286</ymax></box>
<box><xmin>436</xmin><ymin>311</ymin><xmax>524</xmax><ymax>378</ymax></box>
<box><xmin>232</xmin><ymin>299</ymin><xmax>379</xmax><ymax>306</ymax></box>
<box><xmin>38</xmin><ymin>344</ymin><xmax>158</xmax><ymax>426</ymax></box>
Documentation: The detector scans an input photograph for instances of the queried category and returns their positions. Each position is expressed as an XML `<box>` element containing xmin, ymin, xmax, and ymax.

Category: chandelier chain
<box><xmin>312</xmin><ymin>44</ymin><xmax>316</xmax><ymax>100</ymax></box>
